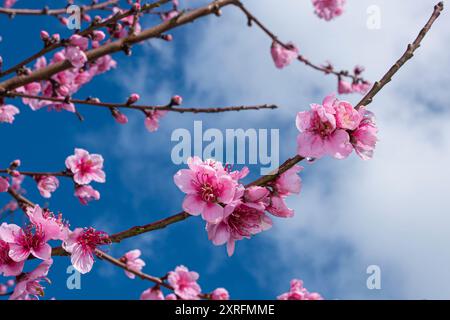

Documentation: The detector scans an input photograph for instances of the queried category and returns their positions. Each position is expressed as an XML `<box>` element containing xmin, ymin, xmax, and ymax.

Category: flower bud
<box><xmin>127</xmin><ymin>93</ymin><xmax>140</xmax><ymax>105</ymax></box>
<box><xmin>170</xmin><ymin>95</ymin><xmax>183</xmax><ymax>106</ymax></box>
<box><xmin>40</xmin><ymin>30</ymin><xmax>50</xmax><ymax>41</ymax></box>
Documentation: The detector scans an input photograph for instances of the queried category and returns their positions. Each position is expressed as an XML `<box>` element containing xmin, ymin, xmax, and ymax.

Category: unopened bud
<box><xmin>170</xmin><ymin>95</ymin><xmax>183</xmax><ymax>106</ymax></box>
<box><xmin>9</xmin><ymin>159</ymin><xmax>21</xmax><ymax>169</ymax></box>
<box><xmin>127</xmin><ymin>93</ymin><xmax>140</xmax><ymax>105</ymax></box>
<box><xmin>40</xmin><ymin>30</ymin><xmax>50</xmax><ymax>41</ymax></box>
<box><xmin>161</xmin><ymin>34</ymin><xmax>173</xmax><ymax>41</ymax></box>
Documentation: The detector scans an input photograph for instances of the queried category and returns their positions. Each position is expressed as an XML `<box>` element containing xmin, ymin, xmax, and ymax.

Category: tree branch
<box><xmin>234</xmin><ymin>1</ymin><xmax>368</xmax><ymax>83</ymax></box>
<box><xmin>0</xmin><ymin>0</ymin><xmax>238</xmax><ymax>91</ymax></box>
<box><xmin>2</xmin><ymin>91</ymin><xmax>278</xmax><ymax>114</ymax></box>
<box><xmin>0</xmin><ymin>0</ymin><xmax>171</xmax><ymax>78</ymax></box>
<box><xmin>49</xmin><ymin>0</ymin><xmax>446</xmax><ymax>252</ymax></box>
<box><xmin>356</xmin><ymin>1</ymin><xmax>444</xmax><ymax>109</ymax></box>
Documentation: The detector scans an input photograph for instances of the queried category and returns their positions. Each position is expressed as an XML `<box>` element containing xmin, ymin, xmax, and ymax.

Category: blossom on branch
<box><xmin>296</xmin><ymin>94</ymin><xmax>378</xmax><ymax>160</ymax></box>
<box><xmin>65</xmin><ymin>148</ymin><xmax>106</xmax><ymax>185</ymax></box>
<box><xmin>121</xmin><ymin>249</ymin><xmax>146</xmax><ymax>279</ymax></box>
<box><xmin>9</xmin><ymin>259</ymin><xmax>53</xmax><ymax>300</ymax></box>
<box><xmin>174</xmin><ymin>157</ymin><xmax>238</xmax><ymax>223</ymax></box>
<box><xmin>167</xmin><ymin>265</ymin><xmax>202</xmax><ymax>300</ymax></box>
<box><xmin>63</xmin><ymin>227</ymin><xmax>111</xmax><ymax>274</ymax></box>
<box><xmin>74</xmin><ymin>185</ymin><xmax>100</xmax><ymax>205</ymax></box>
<box><xmin>0</xmin><ymin>223</ymin><xmax>52</xmax><ymax>262</ymax></box>
<box><xmin>270</xmin><ymin>42</ymin><xmax>299</xmax><ymax>69</ymax></box>
<box><xmin>36</xmin><ymin>175</ymin><xmax>59</xmax><ymax>199</ymax></box>
<box><xmin>312</xmin><ymin>0</ymin><xmax>346</xmax><ymax>21</ymax></box>
<box><xmin>277</xmin><ymin>279</ymin><xmax>323</xmax><ymax>300</ymax></box>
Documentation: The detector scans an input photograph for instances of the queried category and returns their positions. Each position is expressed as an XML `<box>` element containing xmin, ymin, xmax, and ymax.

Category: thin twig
<box><xmin>356</xmin><ymin>1</ymin><xmax>444</xmax><ymax>109</ymax></box>
<box><xmin>0</xmin><ymin>0</ymin><xmax>239</xmax><ymax>91</ymax></box>
<box><xmin>2</xmin><ymin>91</ymin><xmax>277</xmax><ymax>114</ymax></box>
<box><xmin>49</xmin><ymin>1</ymin><xmax>446</xmax><ymax>249</ymax></box>
<box><xmin>234</xmin><ymin>1</ymin><xmax>367</xmax><ymax>83</ymax></box>
<box><xmin>0</xmin><ymin>0</ymin><xmax>171</xmax><ymax>78</ymax></box>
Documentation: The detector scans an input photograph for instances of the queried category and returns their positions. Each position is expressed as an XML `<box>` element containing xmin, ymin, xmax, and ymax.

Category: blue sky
<box><xmin>1</xmin><ymin>0</ymin><xmax>450</xmax><ymax>300</ymax></box>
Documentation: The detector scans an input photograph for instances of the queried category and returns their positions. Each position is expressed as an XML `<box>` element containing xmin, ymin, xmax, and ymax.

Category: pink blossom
<box><xmin>266</xmin><ymin>195</ymin><xmax>294</xmax><ymax>218</ymax></box>
<box><xmin>296</xmin><ymin>94</ymin><xmax>353</xmax><ymax>159</ymax></box>
<box><xmin>144</xmin><ymin>110</ymin><xmax>168</xmax><ymax>132</ymax></box>
<box><xmin>0</xmin><ymin>222</ymin><xmax>52</xmax><ymax>262</ymax></box>
<box><xmin>174</xmin><ymin>157</ymin><xmax>238</xmax><ymax>223</ymax></box>
<box><xmin>26</xmin><ymin>205</ymin><xmax>69</xmax><ymax>241</ymax></box>
<box><xmin>337</xmin><ymin>79</ymin><xmax>353</xmax><ymax>94</ymax></box>
<box><xmin>65</xmin><ymin>148</ymin><xmax>106</xmax><ymax>185</ymax></box>
<box><xmin>277</xmin><ymin>279</ymin><xmax>323</xmax><ymax>300</ymax></box>
<box><xmin>0</xmin><ymin>239</ymin><xmax>25</xmax><ymax>277</ymax></box>
<box><xmin>66</xmin><ymin>46</ymin><xmax>88</xmax><ymax>69</ymax></box>
<box><xmin>10</xmin><ymin>259</ymin><xmax>53</xmax><ymax>300</ymax></box>
<box><xmin>167</xmin><ymin>265</ymin><xmax>201</xmax><ymax>300</ymax></box>
<box><xmin>334</xmin><ymin>100</ymin><xmax>362</xmax><ymax>130</ymax></box>
<box><xmin>122</xmin><ymin>249</ymin><xmax>146</xmax><ymax>279</ymax></box>
<box><xmin>0</xmin><ymin>104</ymin><xmax>20</xmax><ymax>123</ymax></box>
<box><xmin>273</xmin><ymin>165</ymin><xmax>303</xmax><ymax>196</ymax></box>
<box><xmin>36</xmin><ymin>175</ymin><xmax>59</xmax><ymax>198</ymax></box>
<box><xmin>3</xmin><ymin>0</ymin><xmax>16</xmax><ymax>9</ymax></box>
<box><xmin>352</xmin><ymin>81</ymin><xmax>372</xmax><ymax>94</ymax></box>
<box><xmin>207</xmin><ymin>186</ymin><xmax>272</xmax><ymax>256</ymax></box>
<box><xmin>350</xmin><ymin>107</ymin><xmax>378</xmax><ymax>160</ymax></box>
<box><xmin>312</xmin><ymin>0</ymin><xmax>346</xmax><ymax>21</ymax></box>
<box><xmin>140</xmin><ymin>287</ymin><xmax>164</xmax><ymax>300</ymax></box>
<box><xmin>211</xmin><ymin>288</ymin><xmax>230</xmax><ymax>300</ymax></box>
<box><xmin>270</xmin><ymin>42</ymin><xmax>299</xmax><ymax>69</ymax></box>
<box><xmin>75</xmin><ymin>185</ymin><xmax>100</xmax><ymax>205</ymax></box>
<box><xmin>63</xmin><ymin>227</ymin><xmax>110</xmax><ymax>274</ymax></box>
<box><xmin>0</xmin><ymin>176</ymin><xmax>9</xmax><ymax>192</ymax></box>
<box><xmin>92</xmin><ymin>30</ymin><xmax>106</xmax><ymax>42</ymax></box>
<box><xmin>69</xmin><ymin>35</ymin><xmax>89</xmax><ymax>51</ymax></box>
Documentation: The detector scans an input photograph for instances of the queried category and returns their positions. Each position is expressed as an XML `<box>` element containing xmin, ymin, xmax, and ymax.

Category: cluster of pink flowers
<box><xmin>296</xmin><ymin>94</ymin><xmax>378</xmax><ymax>160</ymax></box>
<box><xmin>337</xmin><ymin>67</ymin><xmax>372</xmax><ymax>95</ymax></box>
<box><xmin>65</xmin><ymin>148</ymin><xmax>105</xmax><ymax>205</ymax></box>
<box><xmin>277</xmin><ymin>279</ymin><xmax>323</xmax><ymax>300</ymax></box>
<box><xmin>338</xmin><ymin>79</ymin><xmax>372</xmax><ymax>95</ymax></box>
<box><xmin>174</xmin><ymin>157</ymin><xmax>302</xmax><ymax>256</ymax></box>
<box><xmin>16</xmin><ymin>33</ymin><xmax>115</xmax><ymax>113</ymax></box>
<box><xmin>0</xmin><ymin>203</ymin><xmax>77</xmax><ymax>299</ymax></box>
<box><xmin>312</xmin><ymin>0</ymin><xmax>346</xmax><ymax>21</ymax></box>
<box><xmin>271</xmin><ymin>42</ymin><xmax>299</xmax><ymax>69</ymax></box>
<box><xmin>140</xmin><ymin>264</ymin><xmax>230</xmax><ymax>300</ymax></box>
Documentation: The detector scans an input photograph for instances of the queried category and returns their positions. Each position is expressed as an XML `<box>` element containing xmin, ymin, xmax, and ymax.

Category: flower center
<box><xmin>200</xmin><ymin>183</ymin><xmax>217</xmax><ymax>203</ymax></box>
